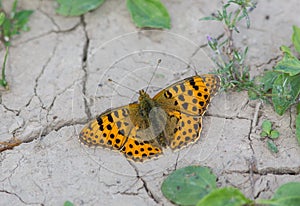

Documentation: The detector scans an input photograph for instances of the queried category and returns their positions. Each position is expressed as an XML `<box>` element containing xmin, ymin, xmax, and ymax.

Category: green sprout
<box><xmin>64</xmin><ymin>201</ymin><xmax>74</xmax><ymax>206</ymax></box>
<box><xmin>260</xmin><ymin>120</ymin><xmax>280</xmax><ymax>153</ymax></box>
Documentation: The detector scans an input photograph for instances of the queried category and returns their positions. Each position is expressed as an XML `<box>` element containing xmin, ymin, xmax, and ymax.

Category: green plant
<box><xmin>253</xmin><ymin>26</ymin><xmax>300</xmax><ymax>116</ymax></box>
<box><xmin>260</xmin><ymin>120</ymin><xmax>280</xmax><ymax>139</ymax></box>
<box><xmin>162</xmin><ymin>165</ymin><xmax>300</xmax><ymax>206</ymax></box>
<box><xmin>55</xmin><ymin>0</ymin><xmax>170</xmax><ymax>29</ymax></box>
<box><xmin>0</xmin><ymin>0</ymin><xmax>33</xmax><ymax>46</ymax></box>
<box><xmin>201</xmin><ymin>0</ymin><xmax>257</xmax><ymax>92</ymax></box>
<box><xmin>202</xmin><ymin>0</ymin><xmax>300</xmax><ymax>147</ymax></box>
<box><xmin>260</xmin><ymin>120</ymin><xmax>280</xmax><ymax>153</ymax></box>
<box><xmin>0</xmin><ymin>0</ymin><xmax>33</xmax><ymax>89</ymax></box>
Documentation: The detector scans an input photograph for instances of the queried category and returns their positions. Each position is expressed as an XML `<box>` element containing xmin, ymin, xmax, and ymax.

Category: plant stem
<box><xmin>1</xmin><ymin>46</ymin><xmax>8</xmax><ymax>88</ymax></box>
<box><xmin>232</xmin><ymin>7</ymin><xmax>242</xmax><ymax>27</ymax></box>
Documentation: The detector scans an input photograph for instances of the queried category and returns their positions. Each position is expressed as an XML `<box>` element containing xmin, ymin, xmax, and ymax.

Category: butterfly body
<box><xmin>79</xmin><ymin>74</ymin><xmax>220</xmax><ymax>162</ymax></box>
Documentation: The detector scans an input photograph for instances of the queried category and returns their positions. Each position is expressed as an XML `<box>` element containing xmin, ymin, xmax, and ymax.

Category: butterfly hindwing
<box><xmin>120</xmin><ymin>137</ymin><xmax>162</xmax><ymax>162</ymax></box>
<box><xmin>165</xmin><ymin>111</ymin><xmax>202</xmax><ymax>150</ymax></box>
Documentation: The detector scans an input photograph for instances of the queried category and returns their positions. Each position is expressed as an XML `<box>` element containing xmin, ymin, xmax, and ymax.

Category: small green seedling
<box><xmin>260</xmin><ymin>120</ymin><xmax>280</xmax><ymax>153</ymax></box>
<box><xmin>64</xmin><ymin>201</ymin><xmax>74</xmax><ymax>206</ymax></box>
<box><xmin>261</xmin><ymin>120</ymin><xmax>280</xmax><ymax>139</ymax></box>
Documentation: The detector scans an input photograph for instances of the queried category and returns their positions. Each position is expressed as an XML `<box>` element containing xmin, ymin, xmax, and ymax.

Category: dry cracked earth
<box><xmin>0</xmin><ymin>0</ymin><xmax>300</xmax><ymax>205</ymax></box>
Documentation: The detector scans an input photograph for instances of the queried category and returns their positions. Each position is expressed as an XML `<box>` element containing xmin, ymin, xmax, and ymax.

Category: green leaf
<box><xmin>13</xmin><ymin>10</ymin><xmax>34</xmax><ymax>33</ymax></box>
<box><xmin>126</xmin><ymin>0</ymin><xmax>170</xmax><ymax>29</ymax></box>
<box><xmin>0</xmin><ymin>12</ymin><xmax>5</xmax><ymax>26</ymax></box>
<box><xmin>11</xmin><ymin>0</ymin><xmax>18</xmax><ymax>18</ymax></box>
<box><xmin>280</xmin><ymin>45</ymin><xmax>293</xmax><ymax>55</ymax></box>
<box><xmin>296</xmin><ymin>113</ymin><xmax>300</xmax><ymax>145</ymax></box>
<box><xmin>262</xmin><ymin>120</ymin><xmax>272</xmax><ymax>133</ymax></box>
<box><xmin>297</xmin><ymin>103</ymin><xmax>300</xmax><ymax>114</ymax></box>
<box><xmin>267</xmin><ymin>140</ymin><xmax>279</xmax><ymax>153</ymax></box>
<box><xmin>0</xmin><ymin>47</ymin><xmax>9</xmax><ymax>89</ymax></box>
<box><xmin>2</xmin><ymin>18</ymin><xmax>12</xmax><ymax>39</ymax></box>
<box><xmin>200</xmin><ymin>16</ymin><xmax>220</xmax><ymax>21</ymax></box>
<box><xmin>292</xmin><ymin>25</ymin><xmax>300</xmax><ymax>54</ymax></box>
<box><xmin>161</xmin><ymin>166</ymin><xmax>217</xmax><ymax>206</ymax></box>
<box><xmin>196</xmin><ymin>187</ymin><xmax>253</xmax><ymax>206</ymax></box>
<box><xmin>56</xmin><ymin>0</ymin><xmax>105</xmax><ymax>16</ymax></box>
<box><xmin>248</xmin><ymin>89</ymin><xmax>258</xmax><ymax>100</ymax></box>
<box><xmin>270</xmin><ymin>130</ymin><xmax>280</xmax><ymax>139</ymax></box>
<box><xmin>64</xmin><ymin>201</ymin><xmax>74</xmax><ymax>206</ymax></box>
<box><xmin>272</xmin><ymin>73</ymin><xmax>300</xmax><ymax>115</ymax></box>
<box><xmin>274</xmin><ymin>46</ymin><xmax>300</xmax><ymax>76</ymax></box>
<box><xmin>273</xmin><ymin>182</ymin><xmax>300</xmax><ymax>199</ymax></box>
<box><xmin>260</xmin><ymin>131</ymin><xmax>268</xmax><ymax>137</ymax></box>
<box><xmin>269</xmin><ymin>182</ymin><xmax>300</xmax><ymax>206</ymax></box>
<box><xmin>270</xmin><ymin>197</ymin><xmax>300</xmax><ymax>206</ymax></box>
<box><xmin>256</xmin><ymin>70</ymin><xmax>279</xmax><ymax>92</ymax></box>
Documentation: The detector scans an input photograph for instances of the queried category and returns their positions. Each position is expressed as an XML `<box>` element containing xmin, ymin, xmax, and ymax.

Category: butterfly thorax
<box><xmin>137</xmin><ymin>90</ymin><xmax>168</xmax><ymax>147</ymax></box>
<box><xmin>138</xmin><ymin>90</ymin><xmax>156</xmax><ymax>119</ymax></box>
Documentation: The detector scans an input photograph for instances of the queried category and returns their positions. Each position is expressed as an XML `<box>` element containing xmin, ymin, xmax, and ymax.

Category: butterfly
<box><xmin>79</xmin><ymin>74</ymin><xmax>220</xmax><ymax>162</ymax></box>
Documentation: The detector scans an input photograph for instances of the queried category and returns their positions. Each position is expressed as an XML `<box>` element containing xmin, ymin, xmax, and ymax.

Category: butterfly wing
<box><xmin>164</xmin><ymin>110</ymin><xmax>203</xmax><ymax>150</ymax></box>
<box><xmin>79</xmin><ymin>104</ymin><xmax>163</xmax><ymax>162</ymax></box>
<box><xmin>201</xmin><ymin>74</ymin><xmax>221</xmax><ymax>96</ymax></box>
<box><xmin>153</xmin><ymin>75</ymin><xmax>220</xmax><ymax>150</ymax></box>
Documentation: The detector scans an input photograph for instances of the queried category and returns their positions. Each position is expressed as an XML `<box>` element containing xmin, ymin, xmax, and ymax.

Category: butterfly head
<box><xmin>138</xmin><ymin>90</ymin><xmax>151</xmax><ymax>101</ymax></box>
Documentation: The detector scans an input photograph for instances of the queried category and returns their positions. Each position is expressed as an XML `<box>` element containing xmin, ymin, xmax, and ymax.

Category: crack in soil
<box><xmin>0</xmin><ymin>121</ymin><xmax>86</xmax><ymax>153</ymax></box>
<box><xmin>128</xmin><ymin>161</ymin><xmax>161</xmax><ymax>204</ymax></box>
<box><xmin>255</xmin><ymin>54</ymin><xmax>281</xmax><ymax>68</ymax></box>
<box><xmin>205</xmin><ymin>113</ymin><xmax>252</xmax><ymax>121</ymax></box>
<box><xmin>81</xmin><ymin>16</ymin><xmax>92</xmax><ymax>121</ymax></box>
<box><xmin>0</xmin><ymin>154</ymin><xmax>24</xmax><ymax>182</ymax></box>
<box><xmin>0</xmin><ymin>189</ymin><xmax>42</xmax><ymax>205</ymax></box>
<box><xmin>254</xmin><ymin>178</ymin><xmax>270</xmax><ymax>199</ymax></box>
<box><xmin>224</xmin><ymin>167</ymin><xmax>300</xmax><ymax>175</ymax></box>
<box><xmin>15</xmin><ymin>6</ymin><xmax>81</xmax><ymax>46</ymax></box>
<box><xmin>33</xmin><ymin>35</ymin><xmax>59</xmax><ymax>109</ymax></box>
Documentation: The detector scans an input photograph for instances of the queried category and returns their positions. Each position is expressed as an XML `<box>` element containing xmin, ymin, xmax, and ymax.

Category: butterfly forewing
<box><xmin>153</xmin><ymin>76</ymin><xmax>211</xmax><ymax>116</ymax></box>
<box><xmin>153</xmin><ymin>75</ymin><xmax>220</xmax><ymax>150</ymax></box>
<box><xmin>79</xmin><ymin>104</ymin><xmax>163</xmax><ymax>162</ymax></box>
<box><xmin>79</xmin><ymin>105</ymin><xmax>135</xmax><ymax>150</ymax></box>
<box><xmin>201</xmin><ymin>74</ymin><xmax>221</xmax><ymax>96</ymax></box>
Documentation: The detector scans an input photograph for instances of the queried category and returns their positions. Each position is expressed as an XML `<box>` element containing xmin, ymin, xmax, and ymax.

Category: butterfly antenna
<box><xmin>107</xmin><ymin>78</ymin><xmax>138</xmax><ymax>94</ymax></box>
<box><xmin>146</xmin><ymin>59</ymin><xmax>162</xmax><ymax>93</ymax></box>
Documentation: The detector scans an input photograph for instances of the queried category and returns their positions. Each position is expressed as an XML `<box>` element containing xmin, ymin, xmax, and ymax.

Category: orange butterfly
<box><xmin>79</xmin><ymin>74</ymin><xmax>220</xmax><ymax>162</ymax></box>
